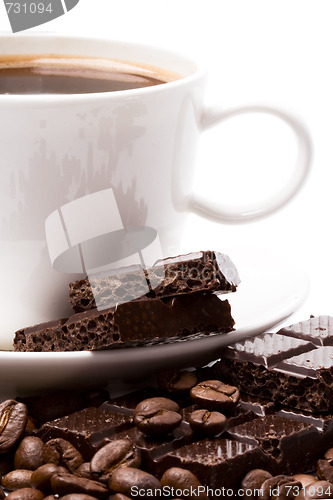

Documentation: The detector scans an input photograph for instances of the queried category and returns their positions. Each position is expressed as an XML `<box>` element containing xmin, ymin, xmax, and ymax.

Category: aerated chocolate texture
<box><xmin>214</xmin><ymin>316</ymin><xmax>333</xmax><ymax>412</ymax></box>
<box><xmin>13</xmin><ymin>294</ymin><xmax>234</xmax><ymax>352</ymax></box>
<box><xmin>14</xmin><ymin>250</ymin><xmax>238</xmax><ymax>352</ymax></box>
<box><xmin>69</xmin><ymin>250</ymin><xmax>240</xmax><ymax>312</ymax></box>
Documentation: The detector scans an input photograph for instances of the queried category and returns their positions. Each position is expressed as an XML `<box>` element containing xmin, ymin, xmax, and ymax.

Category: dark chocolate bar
<box><xmin>214</xmin><ymin>319</ymin><xmax>333</xmax><ymax>412</ymax></box>
<box><xmin>226</xmin><ymin>415</ymin><xmax>322</xmax><ymax>474</ymax></box>
<box><xmin>36</xmin><ymin>407</ymin><xmax>133</xmax><ymax>459</ymax></box>
<box><xmin>13</xmin><ymin>294</ymin><xmax>234</xmax><ymax>352</ymax></box>
<box><xmin>69</xmin><ymin>250</ymin><xmax>240</xmax><ymax>312</ymax></box>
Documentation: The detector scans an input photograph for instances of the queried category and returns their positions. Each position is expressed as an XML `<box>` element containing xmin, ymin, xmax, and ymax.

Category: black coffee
<box><xmin>0</xmin><ymin>55</ymin><xmax>171</xmax><ymax>94</ymax></box>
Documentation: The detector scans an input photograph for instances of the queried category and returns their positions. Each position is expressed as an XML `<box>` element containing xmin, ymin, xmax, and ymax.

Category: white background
<box><xmin>1</xmin><ymin>0</ymin><xmax>332</xmax><ymax>328</ymax></box>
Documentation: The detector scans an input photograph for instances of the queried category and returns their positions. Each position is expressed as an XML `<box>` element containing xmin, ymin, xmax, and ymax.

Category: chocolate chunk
<box><xmin>227</xmin><ymin>415</ymin><xmax>322</xmax><ymax>474</ymax></box>
<box><xmin>36</xmin><ymin>407</ymin><xmax>133</xmax><ymax>459</ymax></box>
<box><xmin>69</xmin><ymin>250</ymin><xmax>240</xmax><ymax>312</ymax></box>
<box><xmin>14</xmin><ymin>294</ymin><xmax>234</xmax><ymax>352</ymax></box>
<box><xmin>214</xmin><ymin>323</ymin><xmax>333</xmax><ymax>412</ymax></box>
<box><xmin>151</xmin><ymin>437</ymin><xmax>275</xmax><ymax>491</ymax></box>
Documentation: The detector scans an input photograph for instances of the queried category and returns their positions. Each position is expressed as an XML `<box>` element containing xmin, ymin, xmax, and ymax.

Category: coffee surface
<box><xmin>0</xmin><ymin>55</ymin><xmax>171</xmax><ymax>94</ymax></box>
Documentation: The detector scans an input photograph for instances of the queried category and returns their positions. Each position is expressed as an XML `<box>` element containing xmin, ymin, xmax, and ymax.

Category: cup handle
<box><xmin>189</xmin><ymin>104</ymin><xmax>312</xmax><ymax>223</ymax></box>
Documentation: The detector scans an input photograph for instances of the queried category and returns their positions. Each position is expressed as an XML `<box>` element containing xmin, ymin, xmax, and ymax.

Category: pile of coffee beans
<box><xmin>240</xmin><ymin>454</ymin><xmax>333</xmax><ymax>500</ymax></box>
<box><xmin>0</xmin><ymin>373</ymin><xmax>239</xmax><ymax>499</ymax></box>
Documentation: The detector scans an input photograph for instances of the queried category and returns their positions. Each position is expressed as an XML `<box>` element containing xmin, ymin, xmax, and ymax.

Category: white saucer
<box><xmin>0</xmin><ymin>248</ymin><xmax>309</xmax><ymax>397</ymax></box>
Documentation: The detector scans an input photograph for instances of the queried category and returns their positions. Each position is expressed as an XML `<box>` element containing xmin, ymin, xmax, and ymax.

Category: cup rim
<box><xmin>0</xmin><ymin>33</ymin><xmax>206</xmax><ymax>103</ymax></box>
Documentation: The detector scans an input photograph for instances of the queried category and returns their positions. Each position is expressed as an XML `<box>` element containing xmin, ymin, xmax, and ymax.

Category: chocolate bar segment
<box><xmin>225</xmin><ymin>332</ymin><xmax>314</xmax><ymax>368</ymax></box>
<box><xmin>214</xmin><ymin>317</ymin><xmax>333</xmax><ymax>412</ymax></box>
<box><xmin>36</xmin><ymin>407</ymin><xmax>133</xmax><ymax>459</ymax></box>
<box><xmin>226</xmin><ymin>415</ymin><xmax>322</xmax><ymax>474</ymax></box>
<box><xmin>69</xmin><ymin>250</ymin><xmax>240</xmax><ymax>312</ymax></box>
<box><xmin>277</xmin><ymin>316</ymin><xmax>333</xmax><ymax>346</ymax></box>
<box><xmin>14</xmin><ymin>294</ymin><xmax>234</xmax><ymax>352</ymax></box>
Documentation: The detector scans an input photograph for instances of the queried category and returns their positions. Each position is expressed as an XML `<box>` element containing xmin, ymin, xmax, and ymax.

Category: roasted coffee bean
<box><xmin>75</xmin><ymin>462</ymin><xmax>95</xmax><ymax>480</ymax></box>
<box><xmin>43</xmin><ymin>438</ymin><xmax>84</xmax><ymax>472</ymax></box>
<box><xmin>109</xmin><ymin>466</ymin><xmax>161</xmax><ymax>496</ymax></box>
<box><xmin>113</xmin><ymin>494</ymin><xmax>132</xmax><ymax>500</ymax></box>
<box><xmin>6</xmin><ymin>488</ymin><xmax>44</xmax><ymax>500</ymax></box>
<box><xmin>158</xmin><ymin>370</ymin><xmax>198</xmax><ymax>394</ymax></box>
<box><xmin>261</xmin><ymin>475</ymin><xmax>302</xmax><ymax>500</ymax></box>
<box><xmin>318</xmin><ymin>460</ymin><xmax>333</xmax><ymax>482</ymax></box>
<box><xmin>241</xmin><ymin>469</ymin><xmax>273</xmax><ymax>499</ymax></box>
<box><xmin>304</xmin><ymin>480</ymin><xmax>333</xmax><ymax>499</ymax></box>
<box><xmin>51</xmin><ymin>472</ymin><xmax>108</xmax><ymax>498</ymax></box>
<box><xmin>292</xmin><ymin>474</ymin><xmax>318</xmax><ymax>488</ymax></box>
<box><xmin>90</xmin><ymin>439</ymin><xmax>141</xmax><ymax>482</ymax></box>
<box><xmin>0</xmin><ymin>400</ymin><xmax>28</xmax><ymax>453</ymax></box>
<box><xmin>161</xmin><ymin>467</ymin><xmax>208</xmax><ymax>500</ymax></box>
<box><xmin>190</xmin><ymin>380</ymin><xmax>240</xmax><ymax>411</ymax></box>
<box><xmin>188</xmin><ymin>409</ymin><xmax>227</xmax><ymax>436</ymax></box>
<box><xmin>1</xmin><ymin>469</ymin><xmax>33</xmax><ymax>490</ymax></box>
<box><xmin>14</xmin><ymin>436</ymin><xmax>45</xmax><ymax>470</ymax></box>
<box><xmin>30</xmin><ymin>463</ymin><xmax>63</xmax><ymax>493</ymax></box>
<box><xmin>133</xmin><ymin>397</ymin><xmax>182</xmax><ymax>435</ymax></box>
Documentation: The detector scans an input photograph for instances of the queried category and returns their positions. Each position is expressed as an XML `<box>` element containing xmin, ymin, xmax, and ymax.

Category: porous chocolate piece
<box><xmin>226</xmin><ymin>415</ymin><xmax>322</xmax><ymax>474</ymax></box>
<box><xmin>151</xmin><ymin>437</ymin><xmax>276</xmax><ymax>491</ymax></box>
<box><xmin>278</xmin><ymin>316</ymin><xmax>333</xmax><ymax>346</ymax></box>
<box><xmin>35</xmin><ymin>407</ymin><xmax>133</xmax><ymax>459</ymax></box>
<box><xmin>69</xmin><ymin>250</ymin><xmax>240</xmax><ymax>312</ymax></box>
<box><xmin>14</xmin><ymin>294</ymin><xmax>234</xmax><ymax>352</ymax></box>
<box><xmin>214</xmin><ymin>325</ymin><xmax>333</xmax><ymax>412</ymax></box>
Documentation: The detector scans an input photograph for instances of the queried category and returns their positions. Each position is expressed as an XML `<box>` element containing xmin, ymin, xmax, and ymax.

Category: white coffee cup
<box><xmin>0</xmin><ymin>34</ymin><xmax>311</xmax><ymax>350</ymax></box>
